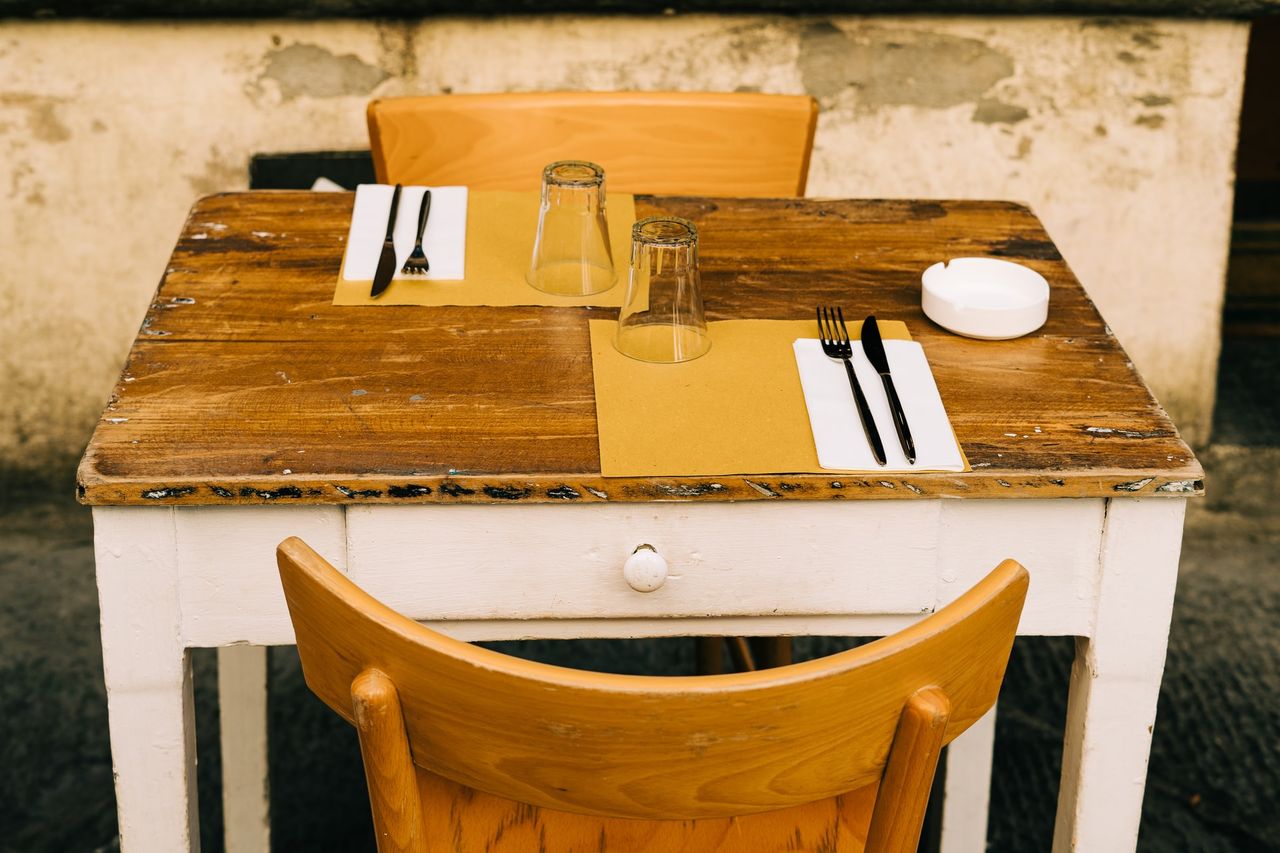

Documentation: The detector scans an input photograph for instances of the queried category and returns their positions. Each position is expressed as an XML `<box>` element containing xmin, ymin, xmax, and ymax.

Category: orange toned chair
<box><xmin>367</xmin><ymin>91</ymin><xmax>819</xmax><ymax>196</ymax></box>
<box><xmin>277</xmin><ymin>537</ymin><xmax>1028</xmax><ymax>853</ymax></box>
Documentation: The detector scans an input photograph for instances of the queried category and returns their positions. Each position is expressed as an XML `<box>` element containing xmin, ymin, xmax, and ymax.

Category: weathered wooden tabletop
<box><xmin>77</xmin><ymin>191</ymin><xmax>1202</xmax><ymax>505</ymax></box>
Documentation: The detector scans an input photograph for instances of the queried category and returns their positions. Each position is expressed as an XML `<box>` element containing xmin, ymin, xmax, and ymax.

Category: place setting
<box><xmin>333</xmin><ymin>160</ymin><xmax>635</xmax><ymax>307</ymax></box>
<box><xmin>580</xmin><ymin>176</ymin><xmax>975</xmax><ymax>478</ymax></box>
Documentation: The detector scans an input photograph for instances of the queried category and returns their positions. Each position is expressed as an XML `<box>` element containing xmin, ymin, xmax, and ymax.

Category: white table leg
<box><xmin>93</xmin><ymin>507</ymin><xmax>200</xmax><ymax>853</ymax></box>
<box><xmin>1052</xmin><ymin>498</ymin><xmax>1186</xmax><ymax>852</ymax></box>
<box><xmin>940</xmin><ymin>705</ymin><xmax>996</xmax><ymax>853</ymax></box>
<box><xmin>218</xmin><ymin>645</ymin><xmax>271</xmax><ymax>853</ymax></box>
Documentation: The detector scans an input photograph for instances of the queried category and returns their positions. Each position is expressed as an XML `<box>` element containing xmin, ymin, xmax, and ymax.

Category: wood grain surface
<box><xmin>278</xmin><ymin>537</ymin><xmax>1028</xmax><ymax>847</ymax></box>
<box><xmin>370</xmin><ymin>92</ymin><xmax>818</xmax><ymax>196</ymax></box>
<box><xmin>77</xmin><ymin>191</ymin><xmax>1203</xmax><ymax>505</ymax></box>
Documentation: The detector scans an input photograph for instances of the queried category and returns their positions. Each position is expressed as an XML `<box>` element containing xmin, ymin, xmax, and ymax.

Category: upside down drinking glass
<box><xmin>526</xmin><ymin>160</ymin><xmax>616</xmax><ymax>296</ymax></box>
<box><xmin>614</xmin><ymin>216</ymin><xmax>710</xmax><ymax>363</ymax></box>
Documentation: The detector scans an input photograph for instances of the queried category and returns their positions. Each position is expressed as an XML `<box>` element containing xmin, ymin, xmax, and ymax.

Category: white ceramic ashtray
<box><xmin>921</xmin><ymin>257</ymin><xmax>1050</xmax><ymax>340</ymax></box>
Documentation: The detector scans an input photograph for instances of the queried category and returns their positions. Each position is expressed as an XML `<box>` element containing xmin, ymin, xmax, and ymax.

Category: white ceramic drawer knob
<box><xmin>622</xmin><ymin>544</ymin><xmax>668</xmax><ymax>592</ymax></box>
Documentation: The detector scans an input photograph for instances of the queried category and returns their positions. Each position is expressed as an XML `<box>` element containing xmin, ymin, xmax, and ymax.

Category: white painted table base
<box><xmin>941</xmin><ymin>706</ymin><xmax>997</xmax><ymax>853</ymax></box>
<box><xmin>92</xmin><ymin>497</ymin><xmax>1186</xmax><ymax>853</ymax></box>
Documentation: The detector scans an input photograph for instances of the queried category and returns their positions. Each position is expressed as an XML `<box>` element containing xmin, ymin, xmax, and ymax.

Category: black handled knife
<box><xmin>370</xmin><ymin>183</ymin><xmax>402</xmax><ymax>298</ymax></box>
<box><xmin>861</xmin><ymin>315</ymin><xmax>917</xmax><ymax>464</ymax></box>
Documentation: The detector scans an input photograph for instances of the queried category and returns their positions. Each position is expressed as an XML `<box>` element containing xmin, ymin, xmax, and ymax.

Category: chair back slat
<box><xmin>367</xmin><ymin>92</ymin><xmax>819</xmax><ymax>196</ymax></box>
<box><xmin>278</xmin><ymin>537</ymin><xmax>1027</xmax><ymax>822</ymax></box>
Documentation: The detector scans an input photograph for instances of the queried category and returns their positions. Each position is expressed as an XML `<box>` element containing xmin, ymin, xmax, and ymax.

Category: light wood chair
<box><xmin>367</xmin><ymin>91</ymin><xmax>820</xmax><ymax>196</ymax></box>
<box><xmin>277</xmin><ymin>537</ymin><xmax>1028</xmax><ymax>852</ymax></box>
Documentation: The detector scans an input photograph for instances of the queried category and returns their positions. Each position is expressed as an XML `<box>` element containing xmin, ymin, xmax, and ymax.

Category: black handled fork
<box><xmin>817</xmin><ymin>306</ymin><xmax>887</xmax><ymax>466</ymax></box>
<box><xmin>401</xmin><ymin>189</ymin><xmax>432</xmax><ymax>275</ymax></box>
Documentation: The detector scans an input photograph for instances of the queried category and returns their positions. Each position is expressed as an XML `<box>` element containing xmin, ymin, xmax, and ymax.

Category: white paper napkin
<box><xmin>793</xmin><ymin>338</ymin><xmax>965</xmax><ymax>472</ymax></box>
<box><xmin>342</xmin><ymin>184</ymin><xmax>468</xmax><ymax>281</ymax></box>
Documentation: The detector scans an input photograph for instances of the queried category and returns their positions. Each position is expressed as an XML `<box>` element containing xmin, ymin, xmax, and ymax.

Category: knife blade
<box><xmin>861</xmin><ymin>315</ymin><xmax>917</xmax><ymax>464</ymax></box>
<box><xmin>370</xmin><ymin>183</ymin><xmax>402</xmax><ymax>298</ymax></box>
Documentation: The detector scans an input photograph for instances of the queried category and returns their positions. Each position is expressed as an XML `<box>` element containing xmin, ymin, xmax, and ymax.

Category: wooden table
<box><xmin>79</xmin><ymin>192</ymin><xmax>1202</xmax><ymax>853</ymax></box>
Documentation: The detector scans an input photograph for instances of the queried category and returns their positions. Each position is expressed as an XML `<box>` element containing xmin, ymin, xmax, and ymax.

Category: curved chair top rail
<box><xmin>278</xmin><ymin>536</ymin><xmax>1027</xmax><ymax>820</ymax></box>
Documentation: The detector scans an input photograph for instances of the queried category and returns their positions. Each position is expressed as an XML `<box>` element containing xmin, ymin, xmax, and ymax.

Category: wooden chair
<box><xmin>367</xmin><ymin>91</ymin><xmax>820</xmax><ymax>196</ymax></box>
<box><xmin>277</xmin><ymin>537</ymin><xmax>1028</xmax><ymax>852</ymax></box>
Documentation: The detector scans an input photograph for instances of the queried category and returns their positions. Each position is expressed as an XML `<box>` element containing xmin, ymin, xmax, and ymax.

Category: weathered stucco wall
<box><xmin>0</xmin><ymin>16</ymin><xmax>1247</xmax><ymax>470</ymax></box>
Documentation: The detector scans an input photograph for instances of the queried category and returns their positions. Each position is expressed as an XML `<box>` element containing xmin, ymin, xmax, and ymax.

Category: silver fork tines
<box><xmin>401</xmin><ymin>189</ymin><xmax>432</xmax><ymax>275</ymax></box>
<box><xmin>816</xmin><ymin>306</ymin><xmax>852</xmax><ymax>358</ymax></box>
<box><xmin>816</xmin><ymin>306</ymin><xmax>887</xmax><ymax>466</ymax></box>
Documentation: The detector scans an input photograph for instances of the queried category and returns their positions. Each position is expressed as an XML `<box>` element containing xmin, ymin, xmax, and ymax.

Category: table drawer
<box><xmin>345</xmin><ymin>501</ymin><xmax>942</xmax><ymax>621</ymax></box>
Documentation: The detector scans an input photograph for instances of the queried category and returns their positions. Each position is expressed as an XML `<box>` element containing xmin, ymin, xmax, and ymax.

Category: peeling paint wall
<box><xmin>0</xmin><ymin>16</ymin><xmax>1247</xmax><ymax>469</ymax></box>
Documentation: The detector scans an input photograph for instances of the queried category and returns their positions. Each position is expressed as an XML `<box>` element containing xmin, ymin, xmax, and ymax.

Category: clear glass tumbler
<box><xmin>614</xmin><ymin>216</ymin><xmax>711</xmax><ymax>363</ymax></box>
<box><xmin>526</xmin><ymin>160</ymin><xmax>616</xmax><ymax>296</ymax></box>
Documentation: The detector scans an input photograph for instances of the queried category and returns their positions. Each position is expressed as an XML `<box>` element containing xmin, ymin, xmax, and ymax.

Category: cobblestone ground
<box><xmin>2</xmin><ymin>457</ymin><xmax>1275</xmax><ymax>853</ymax></box>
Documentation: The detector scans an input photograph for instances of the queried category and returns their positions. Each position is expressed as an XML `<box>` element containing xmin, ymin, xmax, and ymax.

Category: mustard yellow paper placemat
<box><xmin>335</xmin><ymin>191</ymin><xmax>635</xmax><ymax>307</ymax></box>
<box><xmin>591</xmin><ymin>318</ymin><xmax>961</xmax><ymax>477</ymax></box>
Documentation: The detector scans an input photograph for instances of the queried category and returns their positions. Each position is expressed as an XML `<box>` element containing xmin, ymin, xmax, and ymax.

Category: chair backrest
<box><xmin>278</xmin><ymin>538</ymin><xmax>1027</xmax><ymax>852</ymax></box>
<box><xmin>367</xmin><ymin>91</ymin><xmax>819</xmax><ymax>196</ymax></box>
